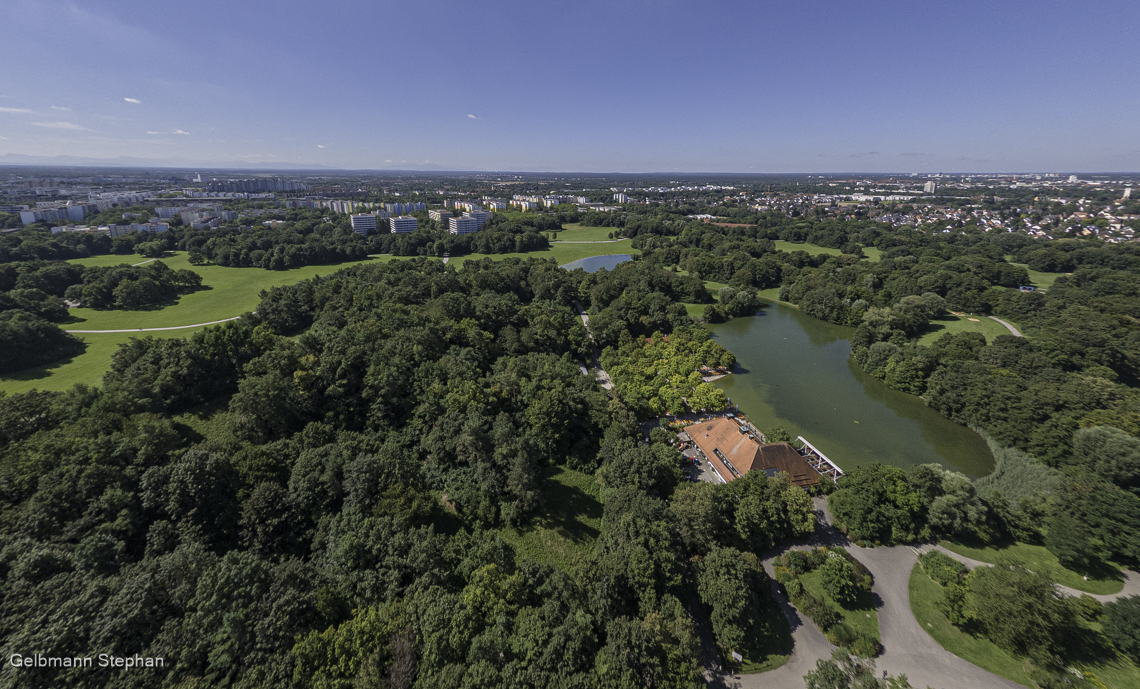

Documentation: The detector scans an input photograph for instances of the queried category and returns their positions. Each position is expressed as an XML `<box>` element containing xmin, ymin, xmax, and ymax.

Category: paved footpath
<box><xmin>66</xmin><ymin>317</ymin><xmax>241</xmax><ymax>333</ymax></box>
<box><xmin>707</xmin><ymin>499</ymin><xmax>1023</xmax><ymax>689</ymax></box>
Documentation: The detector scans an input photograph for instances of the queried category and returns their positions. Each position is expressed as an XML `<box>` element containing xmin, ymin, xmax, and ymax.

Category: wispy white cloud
<box><xmin>50</xmin><ymin>105</ymin><xmax>72</xmax><ymax>111</ymax></box>
<box><xmin>467</xmin><ymin>114</ymin><xmax>477</xmax><ymax>119</ymax></box>
<box><xmin>0</xmin><ymin>107</ymin><xmax>32</xmax><ymax>114</ymax></box>
<box><xmin>146</xmin><ymin>131</ymin><xmax>161</xmax><ymax>135</ymax></box>
<box><xmin>172</xmin><ymin>129</ymin><xmax>190</xmax><ymax>135</ymax></box>
<box><xmin>31</xmin><ymin>121</ymin><xmax>91</xmax><ymax>131</ymax></box>
<box><xmin>317</xmin><ymin>144</ymin><xmax>325</xmax><ymax>149</ymax></box>
<box><xmin>124</xmin><ymin>97</ymin><xmax>142</xmax><ymax>104</ymax></box>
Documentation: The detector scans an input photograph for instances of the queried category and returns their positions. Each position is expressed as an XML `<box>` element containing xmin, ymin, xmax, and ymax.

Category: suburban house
<box><xmin>684</xmin><ymin>417</ymin><xmax>820</xmax><ymax>488</ymax></box>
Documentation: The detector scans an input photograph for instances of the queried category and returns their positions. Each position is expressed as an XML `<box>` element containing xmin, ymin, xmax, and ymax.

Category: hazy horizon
<box><xmin>2</xmin><ymin>0</ymin><xmax>1137</xmax><ymax>173</ymax></box>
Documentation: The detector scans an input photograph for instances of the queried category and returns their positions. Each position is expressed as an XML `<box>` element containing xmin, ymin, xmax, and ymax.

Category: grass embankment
<box><xmin>938</xmin><ymin>540</ymin><xmax>1124</xmax><ymax>596</ymax></box>
<box><xmin>798</xmin><ymin>570</ymin><xmax>880</xmax><ymax>643</ymax></box>
<box><xmin>555</xmin><ymin>223</ymin><xmax>626</xmax><ymax>242</ymax></box>
<box><xmin>908</xmin><ymin>564</ymin><xmax>1036</xmax><ymax>687</ymax></box>
<box><xmin>496</xmin><ymin>466</ymin><xmax>603</xmax><ymax>572</ymax></box>
<box><xmin>909</xmin><ymin>563</ymin><xmax>1140</xmax><ymax>689</ymax></box>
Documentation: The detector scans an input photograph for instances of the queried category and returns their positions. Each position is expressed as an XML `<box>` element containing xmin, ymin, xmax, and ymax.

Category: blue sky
<box><xmin>0</xmin><ymin>0</ymin><xmax>1137</xmax><ymax>172</ymax></box>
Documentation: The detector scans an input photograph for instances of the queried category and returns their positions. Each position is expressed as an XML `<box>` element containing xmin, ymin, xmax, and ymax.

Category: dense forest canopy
<box><xmin>3</xmin><ymin>201</ymin><xmax>1140</xmax><ymax>686</ymax></box>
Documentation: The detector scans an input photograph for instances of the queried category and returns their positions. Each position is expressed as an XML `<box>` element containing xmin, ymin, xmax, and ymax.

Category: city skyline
<box><xmin>1</xmin><ymin>0</ymin><xmax>1137</xmax><ymax>173</ymax></box>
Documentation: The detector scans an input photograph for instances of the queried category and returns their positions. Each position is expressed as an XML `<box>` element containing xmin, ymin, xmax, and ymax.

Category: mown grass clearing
<box><xmin>496</xmin><ymin>466</ymin><xmax>603</xmax><ymax>572</ymax></box>
<box><xmin>64</xmin><ymin>251</ymin><xmax>382</xmax><ymax>330</ymax></box>
<box><xmin>1009</xmin><ymin>262</ymin><xmax>1064</xmax><ymax>290</ymax></box>
<box><xmin>917</xmin><ymin>314</ymin><xmax>1017</xmax><ymax>346</ymax></box>
<box><xmin>446</xmin><ymin>243</ymin><xmax>639</xmax><ymax>269</ymax></box>
<box><xmin>773</xmin><ymin>241</ymin><xmax>882</xmax><ymax>262</ymax></box>
<box><xmin>556</xmin><ymin>223</ymin><xmax>625</xmax><ymax>241</ymax></box>
<box><xmin>0</xmin><ymin>328</ymin><xmax>213</xmax><ymax>395</ymax></box>
<box><xmin>938</xmin><ymin>540</ymin><xmax>1123</xmax><ymax>595</ymax></box>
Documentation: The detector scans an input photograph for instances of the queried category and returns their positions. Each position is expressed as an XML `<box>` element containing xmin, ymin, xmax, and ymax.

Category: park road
<box><xmin>709</xmin><ymin>499</ymin><xmax>1022</xmax><ymax>689</ymax></box>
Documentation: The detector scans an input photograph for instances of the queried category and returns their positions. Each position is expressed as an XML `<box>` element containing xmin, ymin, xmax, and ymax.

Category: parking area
<box><xmin>681</xmin><ymin>447</ymin><xmax>722</xmax><ymax>484</ymax></box>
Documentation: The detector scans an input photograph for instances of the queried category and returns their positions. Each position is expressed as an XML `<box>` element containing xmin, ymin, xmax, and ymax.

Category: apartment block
<box><xmin>448</xmin><ymin>216</ymin><xmax>480</xmax><ymax>235</ymax></box>
<box><xmin>389</xmin><ymin>216</ymin><xmax>418</xmax><ymax>233</ymax></box>
<box><xmin>350</xmin><ymin>214</ymin><xmax>378</xmax><ymax>236</ymax></box>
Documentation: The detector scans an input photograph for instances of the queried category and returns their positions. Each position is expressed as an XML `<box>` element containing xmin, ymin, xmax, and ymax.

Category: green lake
<box><xmin>709</xmin><ymin>303</ymin><xmax>995</xmax><ymax>478</ymax></box>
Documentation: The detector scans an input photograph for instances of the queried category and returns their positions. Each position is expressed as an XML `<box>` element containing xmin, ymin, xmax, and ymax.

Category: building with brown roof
<box><xmin>684</xmin><ymin>417</ymin><xmax>820</xmax><ymax>488</ymax></box>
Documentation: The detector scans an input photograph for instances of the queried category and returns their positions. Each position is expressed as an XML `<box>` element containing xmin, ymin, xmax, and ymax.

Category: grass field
<box><xmin>799</xmin><ymin>570</ymin><xmax>881</xmax><ymax>643</ymax></box>
<box><xmin>0</xmin><ymin>327</ymin><xmax>215</xmax><ymax>395</ymax></box>
<box><xmin>496</xmin><ymin>466</ymin><xmax>603</xmax><ymax>572</ymax></box>
<box><xmin>447</xmin><ymin>242</ymin><xmax>639</xmax><ymax>269</ymax></box>
<box><xmin>917</xmin><ymin>314</ymin><xmax>1018</xmax><ymax>346</ymax></box>
<box><xmin>0</xmin><ymin>252</ymin><xmax>383</xmax><ymax>396</ymax></box>
<box><xmin>910</xmin><ymin>563</ymin><xmax>1140</xmax><ymax>689</ymax></box>
<box><xmin>773</xmin><ymin>241</ymin><xmax>882</xmax><ymax>262</ymax></box>
<box><xmin>1006</xmin><ymin>262</ymin><xmax>1064</xmax><ymax>291</ymax></box>
<box><xmin>64</xmin><ymin>251</ymin><xmax>382</xmax><ymax>331</ymax></box>
<box><xmin>68</xmin><ymin>253</ymin><xmax>161</xmax><ymax>268</ymax></box>
<box><xmin>938</xmin><ymin>540</ymin><xmax>1123</xmax><ymax>595</ymax></box>
<box><xmin>908</xmin><ymin>564</ymin><xmax>1036</xmax><ymax>687</ymax></box>
<box><xmin>556</xmin><ymin>223</ymin><xmax>625</xmax><ymax>242</ymax></box>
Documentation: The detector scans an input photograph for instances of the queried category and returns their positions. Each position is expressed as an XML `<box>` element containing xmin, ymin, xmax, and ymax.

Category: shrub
<box><xmin>919</xmin><ymin>550</ymin><xmax>968</xmax><ymax>587</ymax></box>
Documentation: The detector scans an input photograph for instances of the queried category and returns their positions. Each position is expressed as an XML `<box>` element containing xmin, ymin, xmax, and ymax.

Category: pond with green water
<box><xmin>709</xmin><ymin>303</ymin><xmax>995</xmax><ymax>477</ymax></box>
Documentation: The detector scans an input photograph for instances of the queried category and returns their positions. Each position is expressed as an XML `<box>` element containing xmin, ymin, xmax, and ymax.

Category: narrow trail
<box><xmin>987</xmin><ymin>316</ymin><xmax>1022</xmax><ymax>337</ymax></box>
<box><xmin>65</xmin><ymin>317</ymin><xmax>241</xmax><ymax>334</ymax></box>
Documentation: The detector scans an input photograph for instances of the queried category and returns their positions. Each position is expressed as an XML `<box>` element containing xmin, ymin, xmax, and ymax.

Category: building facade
<box><xmin>389</xmin><ymin>216</ymin><xmax>418</xmax><ymax>233</ymax></box>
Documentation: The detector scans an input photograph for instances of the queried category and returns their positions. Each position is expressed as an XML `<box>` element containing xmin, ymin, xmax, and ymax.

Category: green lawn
<box><xmin>910</xmin><ymin>562</ymin><xmax>1140</xmax><ymax>689</ymax></box>
<box><xmin>447</xmin><ymin>243</ymin><xmax>639</xmax><ymax>269</ymax></box>
<box><xmin>64</xmin><ymin>251</ymin><xmax>382</xmax><ymax>331</ymax></box>
<box><xmin>0</xmin><ymin>328</ymin><xmax>214</xmax><ymax>395</ymax></box>
<box><xmin>556</xmin><ymin>223</ymin><xmax>626</xmax><ymax>242</ymax></box>
<box><xmin>917</xmin><ymin>314</ymin><xmax>1019</xmax><ymax>346</ymax></box>
<box><xmin>799</xmin><ymin>570</ymin><xmax>880</xmax><ymax>643</ymax></box>
<box><xmin>68</xmin><ymin>253</ymin><xmax>161</xmax><ymax>268</ymax></box>
<box><xmin>908</xmin><ymin>564</ymin><xmax>1036</xmax><ymax>687</ymax></box>
<box><xmin>496</xmin><ymin>466</ymin><xmax>603</xmax><ymax>572</ymax></box>
<box><xmin>1</xmin><ymin>252</ymin><xmax>384</xmax><ymax>396</ymax></box>
<box><xmin>938</xmin><ymin>540</ymin><xmax>1124</xmax><ymax>595</ymax></box>
<box><xmin>773</xmin><ymin>241</ymin><xmax>882</xmax><ymax>262</ymax></box>
<box><xmin>1010</xmin><ymin>263</ymin><xmax>1063</xmax><ymax>291</ymax></box>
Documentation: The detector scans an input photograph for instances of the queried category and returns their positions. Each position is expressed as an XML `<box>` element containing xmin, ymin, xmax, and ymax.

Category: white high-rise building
<box><xmin>614</xmin><ymin>193</ymin><xmax>629</xmax><ymax>203</ymax></box>
<box><xmin>463</xmin><ymin>211</ymin><xmax>489</xmax><ymax>229</ymax></box>
<box><xmin>449</xmin><ymin>216</ymin><xmax>481</xmax><ymax>235</ymax></box>
<box><xmin>923</xmin><ymin>181</ymin><xmax>937</xmax><ymax>194</ymax></box>
<box><xmin>1069</xmin><ymin>175</ymin><xmax>1079</xmax><ymax>183</ymax></box>
<box><xmin>350</xmin><ymin>214</ymin><xmax>378</xmax><ymax>236</ymax></box>
<box><xmin>389</xmin><ymin>216</ymin><xmax>418</xmax><ymax>233</ymax></box>
<box><xmin>429</xmin><ymin>210</ymin><xmax>453</xmax><ymax>222</ymax></box>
